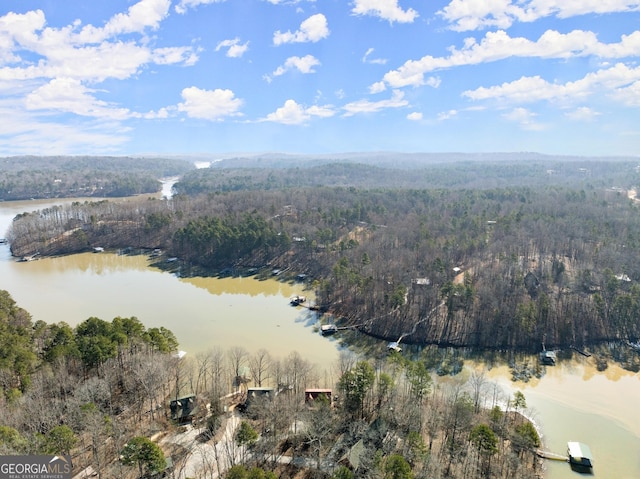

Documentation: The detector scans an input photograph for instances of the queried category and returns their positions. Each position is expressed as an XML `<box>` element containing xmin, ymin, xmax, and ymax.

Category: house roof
<box><xmin>169</xmin><ymin>395</ymin><xmax>197</xmax><ymax>420</ymax></box>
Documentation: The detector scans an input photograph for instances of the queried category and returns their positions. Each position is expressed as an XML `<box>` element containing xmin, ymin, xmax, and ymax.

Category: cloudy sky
<box><xmin>1</xmin><ymin>0</ymin><xmax>639</xmax><ymax>156</ymax></box>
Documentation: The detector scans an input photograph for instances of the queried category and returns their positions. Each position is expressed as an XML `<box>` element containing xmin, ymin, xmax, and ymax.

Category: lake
<box><xmin>1</xmin><ymin>198</ymin><xmax>639</xmax><ymax>478</ymax></box>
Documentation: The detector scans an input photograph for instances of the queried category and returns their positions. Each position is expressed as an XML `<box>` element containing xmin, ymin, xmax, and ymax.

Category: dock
<box><xmin>570</xmin><ymin>346</ymin><xmax>592</xmax><ymax>357</ymax></box>
<box><xmin>320</xmin><ymin>323</ymin><xmax>363</xmax><ymax>335</ymax></box>
<box><xmin>290</xmin><ymin>295</ymin><xmax>307</xmax><ymax>306</ymax></box>
<box><xmin>321</xmin><ymin>324</ymin><xmax>338</xmax><ymax>336</ymax></box>
<box><xmin>536</xmin><ymin>450</ymin><xmax>568</xmax><ymax>462</ymax></box>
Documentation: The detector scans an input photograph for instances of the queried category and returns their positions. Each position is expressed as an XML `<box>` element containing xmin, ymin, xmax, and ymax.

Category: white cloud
<box><xmin>272</xmin><ymin>55</ymin><xmax>320</xmax><ymax>76</ymax></box>
<box><xmin>439</xmin><ymin>0</ymin><xmax>640</xmax><ymax>31</ymax></box>
<box><xmin>352</xmin><ymin>0</ymin><xmax>419</xmax><ymax>23</ymax></box>
<box><xmin>564</xmin><ymin>106</ymin><xmax>601</xmax><ymax>121</ymax></box>
<box><xmin>0</xmin><ymin>10</ymin><xmax>46</xmax><ymax>64</ymax></box>
<box><xmin>178</xmin><ymin>86</ymin><xmax>243</xmax><ymax>120</ymax></box>
<box><xmin>175</xmin><ymin>0</ymin><xmax>226</xmax><ymax>15</ymax></box>
<box><xmin>437</xmin><ymin>109</ymin><xmax>458</xmax><ymax>121</ymax></box>
<box><xmin>0</xmin><ymin>102</ymin><xmax>130</xmax><ymax>155</ymax></box>
<box><xmin>273</xmin><ymin>14</ymin><xmax>329</xmax><ymax>45</ymax></box>
<box><xmin>363</xmin><ymin>48</ymin><xmax>388</xmax><ymax>65</ymax></box>
<box><xmin>25</xmin><ymin>78</ymin><xmax>130</xmax><ymax>120</ymax></box>
<box><xmin>216</xmin><ymin>38</ymin><xmax>249</xmax><ymax>58</ymax></box>
<box><xmin>24</xmin><ymin>77</ymin><xmax>173</xmax><ymax>121</ymax></box>
<box><xmin>264</xmin><ymin>99</ymin><xmax>335</xmax><ymax>124</ymax></box>
<box><xmin>463</xmin><ymin>63</ymin><xmax>640</xmax><ymax>105</ymax></box>
<box><xmin>610</xmin><ymin>79</ymin><xmax>640</xmax><ymax>106</ymax></box>
<box><xmin>78</xmin><ymin>0</ymin><xmax>170</xmax><ymax>42</ymax></box>
<box><xmin>263</xmin><ymin>0</ymin><xmax>311</xmax><ymax>3</ymax></box>
<box><xmin>502</xmin><ymin>107</ymin><xmax>545</xmax><ymax>130</ymax></box>
<box><xmin>342</xmin><ymin>90</ymin><xmax>409</xmax><ymax>116</ymax></box>
<box><xmin>381</xmin><ymin>29</ymin><xmax>640</xmax><ymax>88</ymax></box>
<box><xmin>407</xmin><ymin>111</ymin><xmax>423</xmax><ymax>120</ymax></box>
<box><xmin>0</xmin><ymin>4</ymin><xmax>197</xmax><ymax>83</ymax></box>
<box><xmin>153</xmin><ymin>47</ymin><xmax>200</xmax><ymax>65</ymax></box>
<box><xmin>369</xmin><ymin>81</ymin><xmax>386</xmax><ymax>94</ymax></box>
<box><xmin>306</xmin><ymin>104</ymin><xmax>335</xmax><ymax>118</ymax></box>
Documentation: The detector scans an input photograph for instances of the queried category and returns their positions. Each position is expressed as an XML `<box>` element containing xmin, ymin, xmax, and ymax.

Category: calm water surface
<box><xmin>0</xmin><ymin>199</ymin><xmax>343</xmax><ymax>375</ymax></box>
<box><xmin>2</xmin><ymin>199</ymin><xmax>640</xmax><ymax>478</ymax></box>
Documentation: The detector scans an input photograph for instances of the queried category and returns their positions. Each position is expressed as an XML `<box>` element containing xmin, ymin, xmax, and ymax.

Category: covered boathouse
<box><xmin>567</xmin><ymin>441</ymin><xmax>593</xmax><ymax>472</ymax></box>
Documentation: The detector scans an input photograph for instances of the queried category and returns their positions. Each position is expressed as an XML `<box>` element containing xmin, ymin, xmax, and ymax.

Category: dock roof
<box><xmin>568</xmin><ymin>442</ymin><xmax>593</xmax><ymax>461</ymax></box>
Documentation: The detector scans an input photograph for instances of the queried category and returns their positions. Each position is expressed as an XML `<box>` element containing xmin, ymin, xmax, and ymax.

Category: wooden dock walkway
<box><xmin>536</xmin><ymin>449</ymin><xmax>568</xmax><ymax>462</ymax></box>
<box><xmin>570</xmin><ymin>346</ymin><xmax>592</xmax><ymax>357</ymax></box>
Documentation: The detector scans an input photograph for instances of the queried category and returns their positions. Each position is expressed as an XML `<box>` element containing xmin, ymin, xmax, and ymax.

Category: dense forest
<box><xmin>0</xmin><ymin>289</ymin><xmax>542</xmax><ymax>479</ymax></box>
<box><xmin>0</xmin><ymin>156</ymin><xmax>194</xmax><ymax>200</ymax></box>
<box><xmin>7</xmin><ymin>157</ymin><xmax>640</xmax><ymax>355</ymax></box>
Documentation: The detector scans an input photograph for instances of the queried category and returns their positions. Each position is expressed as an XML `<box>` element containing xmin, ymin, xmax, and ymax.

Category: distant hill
<box><xmin>0</xmin><ymin>156</ymin><xmax>195</xmax><ymax>201</ymax></box>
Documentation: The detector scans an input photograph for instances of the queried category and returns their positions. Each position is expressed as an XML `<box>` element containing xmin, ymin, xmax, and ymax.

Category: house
<box><xmin>305</xmin><ymin>388</ymin><xmax>333</xmax><ymax>405</ymax></box>
<box><xmin>241</xmin><ymin>387</ymin><xmax>276</xmax><ymax>410</ymax></box>
<box><xmin>169</xmin><ymin>395</ymin><xmax>198</xmax><ymax>423</ymax></box>
<box><xmin>567</xmin><ymin>442</ymin><xmax>593</xmax><ymax>472</ymax></box>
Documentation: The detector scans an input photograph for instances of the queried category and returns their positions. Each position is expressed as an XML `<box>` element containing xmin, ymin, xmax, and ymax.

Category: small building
<box><xmin>290</xmin><ymin>295</ymin><xmax>306</xmax><ymax>305</ymax></box>
<box><xmin>567</xmin><ymin>441</ymin><xmax>593</xmax><ymax>471</ymax></box>
<box><xmin>305</xmin><ymin>388</ymin><xmax>333</xmax><ymax>405</ymax></box>
<box><xmin>321</xmin><ymin>324</ymin><xmax>338</xmax><ymax>335</ymax></box>
<box><xmin>539</xmin><ymin>350</ymin><xmax>557</xmax><ymax>365</ymax></box>
<box><xmin>243</xmin><ymin>387</ymin><xmax>275</xmax><ymax>408</ymax></box>
<box><xmin>92</xmin><ymin>247</ymin><xmax>104</xmax><ymax>253</ymax></box>
<box><xmin>169</xmin><ymin>395</ymin><xmax>198</xmax><ymax>424</ymax></box>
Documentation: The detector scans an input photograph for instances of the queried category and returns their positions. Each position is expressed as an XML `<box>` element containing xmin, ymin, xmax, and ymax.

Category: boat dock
<box><xmin>536</xmin><ymin>449</ymin><xmax>568</xmax><ymax>462</ymax></box>
<box><xmin>570</xmin><ymin>346</ymin><xmax>592</xmax><ymax>357</ymax></box>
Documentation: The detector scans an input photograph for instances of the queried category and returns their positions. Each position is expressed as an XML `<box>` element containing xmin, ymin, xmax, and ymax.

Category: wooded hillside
<box><xmin>7</xmin><ymin>157</ymin><xmax>640</xmax><ymax>352</ymax></box>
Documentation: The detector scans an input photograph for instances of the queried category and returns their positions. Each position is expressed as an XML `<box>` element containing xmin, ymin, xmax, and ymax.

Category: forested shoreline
<box><xmin>7</xmin><ymin>157</ymin><xmax>640</xmax><ymax>354</ymax></box>
<box><xmin>0</xmin><ymin>288</ymin><xmax>543</xmax><ymax>479</ymax></box>
<box><xmin>0</xmin><ymin>156</ymin><xmax>194</xmax><ymax>200</ymax></box>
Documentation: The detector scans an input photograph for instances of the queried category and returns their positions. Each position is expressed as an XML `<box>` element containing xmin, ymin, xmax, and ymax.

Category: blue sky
<box><xmin>1</xmin><ymin>0</ymin><xmax>639</xmax><ymax>157</ymax></box>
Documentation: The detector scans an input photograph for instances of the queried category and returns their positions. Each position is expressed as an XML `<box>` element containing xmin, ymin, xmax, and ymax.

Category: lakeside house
<box><xmin>169</xmin><ymin>395</ymin><xmax>198</xmax><ymax>424</ymax></box>
<box><xmin>305</xmin><ymin>388</ymin><xmax>333</xmax><ymax>406</ymax></box>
